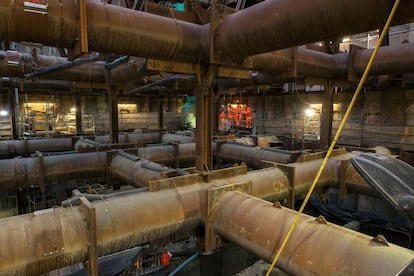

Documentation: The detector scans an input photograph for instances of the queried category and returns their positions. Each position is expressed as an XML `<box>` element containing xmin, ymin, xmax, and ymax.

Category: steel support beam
<box><xmin>108</xmin><ymin>92</ymin><xmax>119</xmax><ymax>144</ymax></box>
<box><xmin>319</xmin><ymin>82</ymin><xmax>334</xmax><ymax>150</ymax></box>
<box><xmin>211</xmin><ymin>191</ymin><xmax>414</xmax><ymax>276</ymax></box>
<box><xmin>158</xmin><ymin>96</ymin><xmax>164</xmax><ymax>130</ymax></box>
<box><xmin>75</xmin><ymin>95</ymin><xmax>82</xmax><ymax>134</ymax></box>
<box><xmin>195</xmin><ymin>67</ymin><xmax>215</xmax><ymax>171</ymax></box>
<box><xmin>8</xmin><ymin>88</ymin><xmax>18</xmax><ymax>139</ymax></box>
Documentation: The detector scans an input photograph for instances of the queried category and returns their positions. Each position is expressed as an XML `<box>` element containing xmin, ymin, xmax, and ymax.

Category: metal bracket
<box><xmin>148</xmin><ymin>174</ymin><xmax>201</xmax><ymax>192</ymax></box>
<box><xmin>79</xmin><ymin>196</ymin><xmax>98</xmax><ymax>275</ymax></box>
<box><xmin>273</xmin><ymin>164</ymin><xmax>296</xmax><ymax>209</ymax></box>
<box><xmin>201</xmin><ymin>163</ymin><xmax>247</xmax><ymax>182</ymax></box>
<box><xmin>68</xmin><ymin>0</ymin><xmax>89</xmax><ymax>60</ymax></box>
<box><xmin>205</xmin><ymin>181</ymin><xmax>252</xmax><ymax>252</ymax></box>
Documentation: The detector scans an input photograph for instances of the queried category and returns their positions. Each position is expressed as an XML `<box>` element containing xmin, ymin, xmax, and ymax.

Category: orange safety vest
<box><xmin>161</xmin><ymin>251</ymin><xmax>171</xmax><ymax>266</ymax></box>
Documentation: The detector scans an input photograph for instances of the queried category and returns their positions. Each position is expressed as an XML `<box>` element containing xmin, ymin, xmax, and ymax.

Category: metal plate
<box><xmin>350</xmin><ymin>153</ymin><xmax>414</xmax><ymax>219</ymax></box>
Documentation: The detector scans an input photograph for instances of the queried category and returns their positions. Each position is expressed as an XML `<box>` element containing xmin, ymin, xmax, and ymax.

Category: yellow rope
<box><xmin>265</xmin><ymin>1</ymin><xmax>401</xmax><ymax>274</ymax></box>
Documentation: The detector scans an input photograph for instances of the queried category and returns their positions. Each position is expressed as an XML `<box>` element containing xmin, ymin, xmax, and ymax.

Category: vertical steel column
<box><xmin>8</xmin><ymin>88</ymin><xmax>18</xmax><ymax>139</ymax></box>
<box><xmin>195</xmin><ymin>67</ymin><xmax>214</xmax><ymax>172</ymax></box>
<box><xmin>158</xmin><ymin>96</ymin><xmax>164</xmax><ymax>130</ymax></box>
<box><xmin>108</xmin><ymin>92</ymin><xmax>119</xmax><ymax>144</ymax></box>
<box><xmin>75</xmin><ymin>95</ymin><xmax>82</xmax><ymax>134</ymax></box>
<box><xmin>319</xmin><ymin>81</ymin><xmax>334</xmax><ymax>150</ymax></box>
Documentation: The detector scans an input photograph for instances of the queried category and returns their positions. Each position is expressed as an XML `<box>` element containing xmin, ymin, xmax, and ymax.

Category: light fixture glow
<box><xmin>342</xmin><ymin>37</ymin><xmax>350</xmax><ymax>43</ymax></box>
<box><xmin>70</xmin><ymin>107</ymin><xmax>76</xmax><ymax>113</ymax></box>
<box><xmin>0</xmin><ymin>110</ymin><xmax>8</xmax><ymax>116</ymax></box>
<box><xmin>305</xmin><ymin>108</ymin><xmax>316</xmax><ymax>117</ymax></box>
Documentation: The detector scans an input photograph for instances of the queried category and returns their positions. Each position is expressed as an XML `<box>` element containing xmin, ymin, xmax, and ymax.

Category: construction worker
<box><xmin>227</xmin><ymin>104</ymin><xmax>234</xmax><ymax>127</ymax></box>
<box><xmin>234</xmin><ymin>103</ymin><xmax>241</xmax><ymax>127</ymax></box>
<box><xmin>245</xmin><ymin>106</ymin><xmax>253</xmax><ymax>128</ymax></box>
<box><xmin>160</xmin><ymin>250</ymin><xmax>172</xmax><ymax>266</ymax></box>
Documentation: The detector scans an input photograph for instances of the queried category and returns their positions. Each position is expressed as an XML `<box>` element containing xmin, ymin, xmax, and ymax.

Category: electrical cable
<box><xmin>265</xmin><ymin>0</ymin><xmax>402</xmax><ymax>274</ymax></box>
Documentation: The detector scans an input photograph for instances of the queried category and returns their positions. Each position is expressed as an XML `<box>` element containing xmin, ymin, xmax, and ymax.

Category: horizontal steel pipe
<box><xmin>243</xmin><ymin>43</ymin><xmax>414</xmax><ymax>83</ymax></box>
<box><xmin>219</xmin><ymin>142</ymin><xmax>296</xmax><ymax>167</ymax></box>
<box><xmin>0</xmin><ymin>0</ymin><xmax>203</xmax><ymax>62</ymax></box>
<box><xmin>212</xmin><ymin>192</ymin><xmax>414</xmax><ymax>275</ymax></box>
<box><xmin>0</xmin><ymin>152</ymin><xmax>108</xmax><ymax>189</ymax></box>
<box><xmin>0</xmin><ymin>137</ymin><xmax>74</xmax><ymax>159</ymax></box>
<box><xmin>0</xmin><ymin>167</ymin><xmax>288</xmax><ymax>275</ymax></box>
<box><xmin>109</xmin><ymin>151</ymin><xmax>178</xmax><ymax>187</ymax></box>
<box><xmin>0</xmin><ymin>154</ymin><xmax>396</xmax><ymax>274</ymax></box>
<box><xmin>0</xmin><ymin>51</ymin><xmax>106</xmax><ymax>82</ymax></box>
<box><xmin>216</xmin><ymin>0</ymin><xmax>414</xmax><ymax>59</ymax></box>
<box><xmin>0</xmin><ymin>132</ymin><xmax>161</xmax><ymax>159</ymax></box>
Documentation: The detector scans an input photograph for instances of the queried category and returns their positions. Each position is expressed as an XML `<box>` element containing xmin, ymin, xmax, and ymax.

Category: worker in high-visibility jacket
<box><xmin>227</xmin><ymin>104</ymin><xmax>234</xmax><ymax>127</ymax></box>
<box><xmin>234</xmin><ymin>104</ymin><xmax>241</xmax><ymax>127</ymax></box>
<box><xmin>245</xmin><ymin>106</ymin><xmax>253</xmax><ymax>128</ymax></box>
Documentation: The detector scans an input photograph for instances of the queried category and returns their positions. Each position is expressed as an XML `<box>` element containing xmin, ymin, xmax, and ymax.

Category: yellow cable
<box><xmin>265</xmin><ymin>1</ymin><xmax>401</xmax><ymax>274</ymax></box>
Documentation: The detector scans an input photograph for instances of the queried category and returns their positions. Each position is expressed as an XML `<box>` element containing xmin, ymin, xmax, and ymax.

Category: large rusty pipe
<box><xmin>348</xmin><ymin>42</ymin><xmax>414</xmax><ymax>76</ymax></box>
<box><xmin>110</xmin><ymin>57</ymin><xmax>148</xmax><ymax>82</ymax></box>
<box><xmin>212</xmin><ymin>192</ymin><xmax>414</xmax><ymax>276</ymax></box>
<box><xmin>219</xmin><ymin>142</ymin><xmax>296</xmax><ymax>167</ymax></box>
<box><xmin>244</xmin><ymin>47</ymin><xmax>339</xmax><ymax>79</ymax></box>
<box><xmin>0</xmin><ymin>156</ymin><xmax>396</xmax><ymax>275</ymax></box>
<box><xmin>0</xmin><ymin>0</ymin><xmax>203</xmax><ymax>62</ymax></box>
<box><xmin>0</xmin><ymin>51</ymin><xmax>106</xmax><ymax>82</ymax></box>
<box><xmin>216</xmin><ymin>0</ymin><xmax>414</xmax><ymax>59</ymax></box>
<box><xmin>0</xmin><ymin>132</ymin><xmax>192</xmax><ymax>159</ymax></box>
<box><xmin>0</xmin><ymin>152</ymin><xmax>108</xmax><ymax>189</ymax></box>
<box><xmin>0</xmin><ymin>137</ymin><xmax>74</xmax><ymax>159</ymax></box>
<box><xmin>110</xmin><ymin>151</ymin><xmax>179</xmax><ymax>187</ymax></box>
<box><xmin>244</xmin><ymin>43</ymin><xmax>414</xmax><ymax>81</ymax></box>
<box><xmin>0</xmin><ymin>167</ymin><xmax>288</xmax><ymax>275</ymax></box>
<box><xmin>75</xmin><ymin>138</ymin><xmax>196</xmax><ymax>166</ymax></box>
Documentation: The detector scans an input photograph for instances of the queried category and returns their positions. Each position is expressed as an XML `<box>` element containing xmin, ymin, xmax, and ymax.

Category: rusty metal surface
<box><xmin>215</xmin><ymin>0</ymin><xmax>414</xmax><ymax>59</ymax></box>
<box><xmin>350</xmin><ymin>42</ymin><xmax>414</xmax><ymax>77</ymax></box>
<box><xmin>219</xmin><ymin>143</ymin><xmax>294</xmax><ymax>168</ymax></box>
<box><xmin>161</xmin><ymin>133</ymin><xmax>194</xmax><ymax>144</ymax></box>
<box><xmin>110</xmin><ymin>57</ymin><xmax>147</xmax><ymax>82</ymax></box>
<box><xmin>0</xmin><ymin>51</ymin><xmax>106</xmax><ymax>82</ymax></box>
<box><xmin>0</xmin><ymin>151</ymin><xmax>384</xmax><ymax>274</ymax></box>
<box><xmin>0</xmin><ymin>152</ymin><xmax>107</xmax><ymax>189</ymax></box>
<box><xmin>0</xmin><ymin>207</ymin><xmax>88</xmax><ymax>275</ymax></box>
<box><xmin>212</xmin><ymin>191</ymin><xmax>414</xmax><ymax>276</ymax></box>
<box><xmin>0</xmin><ymin>0</ymin><xmax>203</xmax><ymax>62</ymax></box>
<box><xmin>110</xmin><ymin>152</ymin><xmax>175</xmax><ymax>187</ymax></box>
<box><xmin>0</xmin><ymin>137</ymin><xmax>75</xmax><ymax>159</ymax></box>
